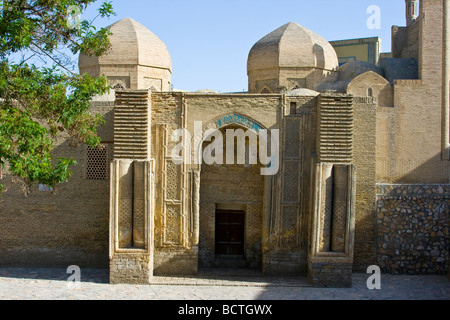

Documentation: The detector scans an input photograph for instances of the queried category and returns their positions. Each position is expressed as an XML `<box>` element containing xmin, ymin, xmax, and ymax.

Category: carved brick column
<box><xmin>109</xmin><ymin>90</ymin><xmax>154</xmax><ymax>284</ymax></box>
<box><xmin>191</xmin><ymin>169</ymin><xmax>201</xmax><ymax>246</ymax></box>
<box><xmin>308</xmin><ymin>94</ymin><xmax>356</xmax><ymax>287</ymax></box>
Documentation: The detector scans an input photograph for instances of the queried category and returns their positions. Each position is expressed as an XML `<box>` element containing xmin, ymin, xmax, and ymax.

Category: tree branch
<box><xmin>29</xmin><ymin>42</ymin><xmax>75</xmax><ymax>75</ymax></box>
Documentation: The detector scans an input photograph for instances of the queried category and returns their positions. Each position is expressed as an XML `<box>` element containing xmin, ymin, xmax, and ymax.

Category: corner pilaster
<box><xmin>308</xmin><ymin>93</ymin><xmax>356</xmax><ymax>287</ymax></box>
<box><xmin>109</xmin><ymin>89</ymin><xmax>155</xmax><ymax>284</ymax></box>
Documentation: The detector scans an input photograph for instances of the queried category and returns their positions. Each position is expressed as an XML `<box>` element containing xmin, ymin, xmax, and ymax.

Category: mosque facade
<box><xmin>0</xmin><ymin>0</ymin><xmax>448</xmax><ymax>287</ymax></box>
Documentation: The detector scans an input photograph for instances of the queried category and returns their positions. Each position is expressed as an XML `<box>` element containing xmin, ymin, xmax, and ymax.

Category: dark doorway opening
<box><xmin>215</xmin><ymin>210</ymin><xmax>245</xmax><ymax>256</ymax></box>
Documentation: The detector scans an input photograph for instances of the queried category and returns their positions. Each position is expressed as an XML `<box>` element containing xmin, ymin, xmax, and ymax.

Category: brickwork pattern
<box><xmin>308</xmin><ymin>262</ymin><xmax>353</xmax><ymax>287</ymax></box>
<box><xmin>376</xmin><ymin>1</ymin><xmax>449</xmax><ymax>185</ymax></box>
<box><xmin>263</xmin><ymin>251</ymin><xmax>307</xmax><ymax>275</ymax></box>
<box><xmin>353</xmin><ymin>97</ymin><xmax>377</xmax><ymax>271</ymax></box>
<box><xmin>0</xmin><ymin>101</ymin><xmax>114</xmax><ymax>268</ymax></box>
<box><xmin>114</xmin><ymin>90</ymin><xmax>151</xmax><ymax>160</ymax></box>
<box><xmin>199</xmin><ymin>163</ymin><xmax>264</xmax><ymax>268</ymax></box>
<box><xmin>153</xmin><ymin>247</ymin><xmax>198</xmax><ymax>275</ymax></box>
<box><xmin>308</xmin><ymin>93</ymin><xmax>358</xmax><ymax>287</ymax></box>
<box><xmin>110</xmin><ymin>253</ymin><xmax>151</xmax><ymax>284</ymax></box>
<box><xmin>263</xmin><ymin>98</ymin><xmax>315</xmax><ymax>275</ymax></box>
<box><xmin>150</xmin><ymin>93</ymin><xmax>190</xmax><ymax>275</ymax></box>
<box><xmin>86</xmin><ymin>145</ymin><xmax>108</xmax><ymax>180</ymax></box>
<box><xmin>317</xmin><ymin>94</ymin><xmax>353</xmax><ymax>163</ymax></box>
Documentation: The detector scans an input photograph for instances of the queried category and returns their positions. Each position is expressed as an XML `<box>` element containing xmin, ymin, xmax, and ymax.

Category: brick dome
<box><xmin>247</xmin><ymin>22</ymin><xmax>338</xmax><ymax>73</ymax></box>
<box><xmin>79</xmin><ymin>17</ymin><xmax>171</xmax><ymax>72</ymax></box>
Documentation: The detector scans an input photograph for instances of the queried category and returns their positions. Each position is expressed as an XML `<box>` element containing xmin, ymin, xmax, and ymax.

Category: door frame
<box><xmin>214</xmin><ymin>209</ymin><xmax>246</xmax><ymax>258</ymax></box>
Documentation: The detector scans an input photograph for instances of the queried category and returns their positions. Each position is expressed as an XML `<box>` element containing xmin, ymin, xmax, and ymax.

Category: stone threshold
<box><xmin>148</xmin><ymin>276</ymin><xmax>311</xmax><ymax>287</ymax></box>
<box><xmin>149</xmin><ymin>268</ymin><xmax>312</xmax><ymax>287</ymax></box>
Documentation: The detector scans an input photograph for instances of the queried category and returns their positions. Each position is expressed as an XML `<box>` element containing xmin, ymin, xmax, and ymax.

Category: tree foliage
<box><xmin>0</xmin><ymin>0</ymin><xmax>115</xmax><ymax>193</ymax></box>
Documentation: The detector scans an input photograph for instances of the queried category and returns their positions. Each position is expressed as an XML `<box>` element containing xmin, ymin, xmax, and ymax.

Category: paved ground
<box><xmin>0</xmin><ymin>268</ymin><xmax>449</xmax><ymax>300</ymax></box>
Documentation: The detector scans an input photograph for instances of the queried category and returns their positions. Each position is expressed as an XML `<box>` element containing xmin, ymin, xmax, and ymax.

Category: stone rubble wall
<box><xmin>376</xmin><ymin>184</ymin><xmax>449</xmax><ymax>274</ymax></box>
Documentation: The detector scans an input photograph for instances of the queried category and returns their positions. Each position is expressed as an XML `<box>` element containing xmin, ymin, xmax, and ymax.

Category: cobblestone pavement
<box><xmin>0</xmin><ymin>268</ymin><xmax>449</xmax><ymax>300</ymax></box>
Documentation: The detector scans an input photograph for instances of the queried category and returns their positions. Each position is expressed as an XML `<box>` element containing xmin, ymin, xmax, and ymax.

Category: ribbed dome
<box><xmin>247</xmin><ymin>22</ymin><xmax>338</xmax><ymax>73</ymax></box>
<box><xmin>79</xmin><ymin>17</ymin><xmax>171</xmax><ymax>72</ymax></box>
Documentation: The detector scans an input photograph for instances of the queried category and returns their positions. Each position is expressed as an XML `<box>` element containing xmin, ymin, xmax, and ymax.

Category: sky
<box><xmin>81</xmin><ymin>0</ymin><xmax>408</xmax><ymax>93</ymax></box>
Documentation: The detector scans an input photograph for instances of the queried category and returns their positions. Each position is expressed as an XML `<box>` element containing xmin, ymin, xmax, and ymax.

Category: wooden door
<box><xmin>215</xmin><ymin>210</ymin><xmax>245</xmax><ymax>256</ymax></box>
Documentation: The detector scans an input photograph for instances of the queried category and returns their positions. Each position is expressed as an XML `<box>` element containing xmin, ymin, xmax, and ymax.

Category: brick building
<box><xmin>0</xmin><ymin>0</ymin><xmax>448</xmax><ymax>287</ymax></box>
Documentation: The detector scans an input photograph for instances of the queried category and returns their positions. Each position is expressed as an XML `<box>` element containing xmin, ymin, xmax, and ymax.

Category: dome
<box><xmin>195</xmin><ymin>89</ymin><xmax>218</xmax><ymax>94</ymax></box>
<box><xmin>337</xmin><ymin>60</ymin><xmax>384</xmax><ymax>82</ymax></box>
<box><xmin>286</xmin><ymin>88</ymin><xmax>320</xmax><ymax>96</ymax></box>
<box><xmin>247</xmin><ymin>22</ymin><xmax>339</xmax><ymax>73</ymax></box>
<box><xmin>79</xmin><ymin>17</ymin><xmax>171</xmax><ymax>72</ymax></box>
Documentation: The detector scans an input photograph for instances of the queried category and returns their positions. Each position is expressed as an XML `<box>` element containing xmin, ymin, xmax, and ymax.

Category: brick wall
<box><xmin>110</xmin><ymin>253</ymin><xmax>151</xmax><ymax>284</ymax></box>
<box><xmin>392</xmin><ymin>26</ymin><xmax>408</xmax><ymax>58</ymax></box>
<box><xmin>402</xmin><ymin>19</ymin><xmax>420</xmax><ymax>59</ymax></box>
<box><xmin>377</xmin><ymin>1</ymin><xmax>449</xmax><ymax>184</ymax></box>
<box><xmin>151</xmin><ymin>93</ymin><xmax>282</xmax><ymax>275</ymax></box>
<box><xmin>199</xmin><ymin>162</ymin><xmax>264</xmax><ymax>268</ymax></box>
<box><xmin>376</xmin><ymin>80</ymin><xmax>450</xmax><ymax>183</ymax></box>
<box><xmin>0</xmin><ymin>101</ymin><xmax>114</xmax><ymax>268</ymax></box>
<box><xmin>352</xmin><ymin>97</ymin><xmax>378</xmax><ymax>271</ymax></box>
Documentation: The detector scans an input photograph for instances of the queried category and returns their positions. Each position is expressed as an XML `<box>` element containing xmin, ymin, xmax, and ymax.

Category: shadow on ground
<box><xmin>0</xmin><ymin>268</ymin><xmax>109</xmax><ymax>284</ymax></box>
<box><xmin>0</xmin><ymin>267</ymin><xmax>311</xmax><ymax>286</ymax></box>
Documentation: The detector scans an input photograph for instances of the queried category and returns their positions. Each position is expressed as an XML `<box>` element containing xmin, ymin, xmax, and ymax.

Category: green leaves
<box><xmin>0</xmin><ymin>0</ymin><xmax>115</xmax><ymax>192</ymax></box>
<box><xmin>0</xmin><ymin>106</ymin><xmax>76</xmax><ymax>187</ymax></box>
<box><xmin>98</xmin><ymin>1</ymin><xmax>113</xmax><ymax>19</ymax></box>
<box><xmin>0</xmin><ymin>1</ymin><xmax>115</xmax><ymax>58</ymax></box>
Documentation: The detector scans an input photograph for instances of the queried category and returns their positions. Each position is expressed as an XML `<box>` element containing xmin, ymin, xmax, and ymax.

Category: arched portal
<box><xmin>191</xmin><ymin>114</ymin><xmax>274</xmax><ymax>270</ymax></box>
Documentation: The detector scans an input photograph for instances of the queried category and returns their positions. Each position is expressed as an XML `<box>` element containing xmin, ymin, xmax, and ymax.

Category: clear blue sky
<box><xmin>82</xmin><ymin>0</ymin><xmax>407</xmax><ymax>92</ymax></box>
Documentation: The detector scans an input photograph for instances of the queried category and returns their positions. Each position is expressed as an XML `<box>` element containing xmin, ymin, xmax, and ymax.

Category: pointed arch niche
<box><xmin>189</xmin><ymin>113</ymin><xmax>276</xmax><ymax>269</ymax></box>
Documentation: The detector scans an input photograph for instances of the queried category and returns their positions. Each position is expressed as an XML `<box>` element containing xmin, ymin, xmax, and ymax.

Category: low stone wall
<box><xmin>307</xmin><ymin>261</ymin><xmax>353</xmax><ymax>288</ymax></box>
<box><xmin>263</xmin><ymin>250</ymin><xmax>307</xmax><ymax>276</ymax></box>
<box><xmin>110</xmin><ymin>253</ymin><xmax>151</xmax><ymax>284</ymax></box>
<box><xmin>376</xmin><ymin>184</ymin><xmax>449</xmax><ymax>274</ymax></box>
<box><xmin>153</xmin><ymin>247</ymin><xmax>198</xmax><ymax>276</ymax></box>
